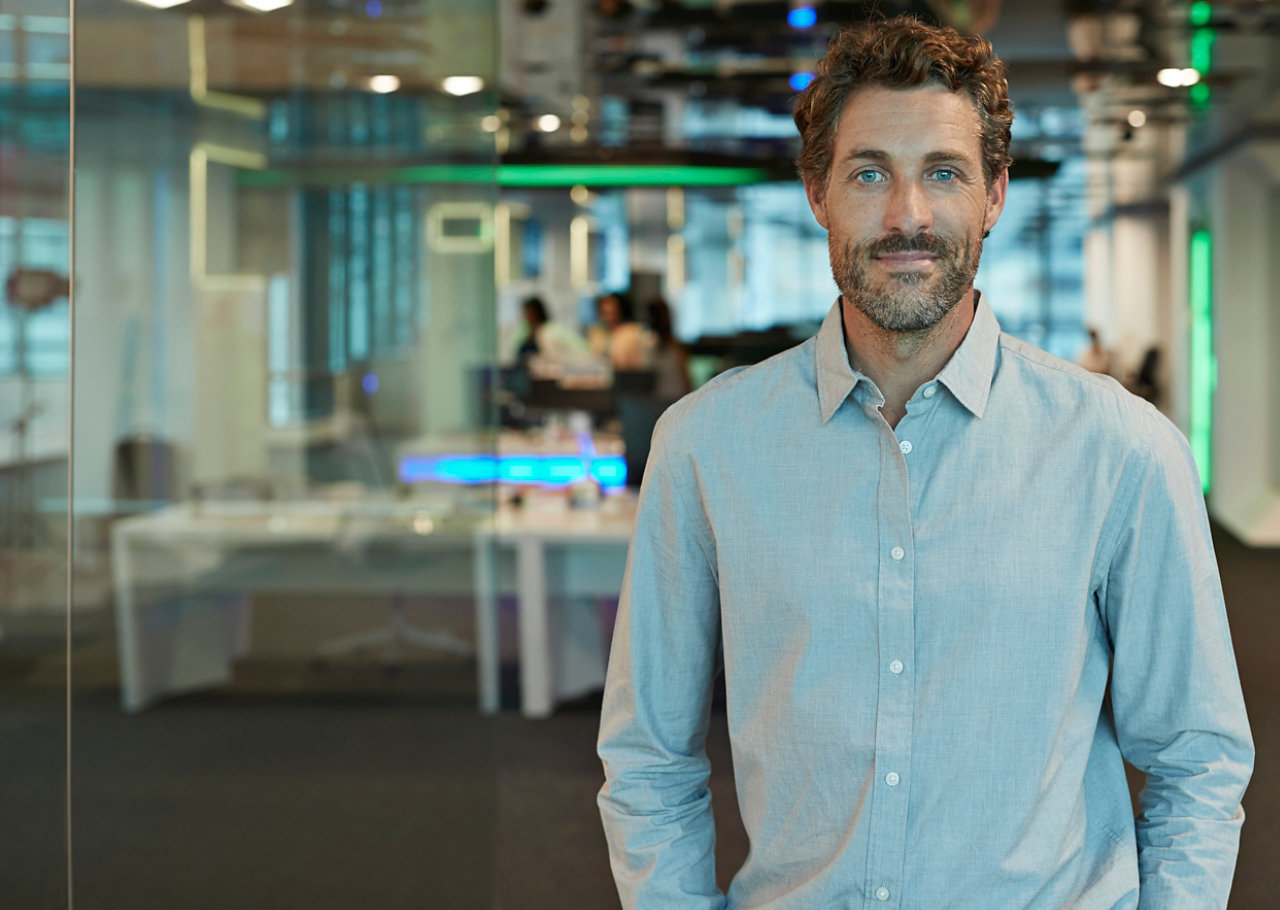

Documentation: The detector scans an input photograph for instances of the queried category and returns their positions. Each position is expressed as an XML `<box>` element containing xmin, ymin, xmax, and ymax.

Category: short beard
<box><xmin>830</xmin><ymin>230</ymin><xmax>981</xmax><ymax>333</ymax></box>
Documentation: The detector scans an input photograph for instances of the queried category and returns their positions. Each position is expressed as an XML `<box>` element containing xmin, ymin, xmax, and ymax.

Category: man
<box><xmin>597</xmin><ymin>15</ymin><xmax>1252</xmax><ymax>910</ymax></box>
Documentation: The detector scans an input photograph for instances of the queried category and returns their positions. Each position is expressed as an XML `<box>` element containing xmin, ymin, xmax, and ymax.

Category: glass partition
<box><xmin>71</xmin><ymin>2</ymin><xmax>505</xmax><ymax>905</ymax></box>
<box><xmin>0</xmin><ymin>2</ymin><xmax>70</xmax><ymax>907</ymax></box>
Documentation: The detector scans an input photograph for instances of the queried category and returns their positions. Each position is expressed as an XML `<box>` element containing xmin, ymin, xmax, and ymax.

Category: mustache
<box><xmin>863</xmin><ymin>233</ymin><xmax>957</xmax><ymax>257</ymax></box>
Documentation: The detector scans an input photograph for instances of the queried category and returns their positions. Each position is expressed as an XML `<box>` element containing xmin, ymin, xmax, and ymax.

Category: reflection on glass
<box><xmin>0</xmin><ymin>4</ymin><xmax>70</xmax><ymax>908</ymax></box>
<box><xmin>73</xmin><ymin>2</ymin><xmax>505</xmax><ymax>906</ymax></box>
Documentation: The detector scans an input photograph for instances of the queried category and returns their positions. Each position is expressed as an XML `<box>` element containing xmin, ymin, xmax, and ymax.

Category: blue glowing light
<box><xmin>787</xmin><ymin>7</ymin><xmax>817</xmax><ymax>28</ymax></box>
<box><xmin>398</xmin><ymin>454</ymin><xmax>628</xmax><ymax>490</ymax></box>
<box><xmin>362</xmin><ymin>373</ymin><xmax>379</xmax><ymax>394</ymax></box>
<box><xmin>789</xmin><ymin>72</ymin><xmax>815</xmax><ymax>91</ymax></box>
<box><xmin>366</xmin><ymin>0</ymin><xmax>383</xmax><ymax>17</ymax></box>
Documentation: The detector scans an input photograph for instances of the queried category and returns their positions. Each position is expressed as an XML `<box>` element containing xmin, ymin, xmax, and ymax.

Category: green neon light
<box><xmin>1188</xmin><ymin>26</ymin><xmax>1214</xmax><ymax>109</ymax></box>
<box><xmin>1189</xmin><ymin>28</ymin><xmax>1215</xmax><ymax>76</ymax></box>
<box><xmin>499</xmin><ymin>164</ymin><xmax>774</xmax><ymax>186</ymax></box>
<box><xmin>1189</xmin><ymin>1</ymin><xmax>1212</xmax><ymax>27</ymax></box>
<box><xmin>1188</xmin><ymin>229</ymin><xmax>1215</xmax><ymax>492</ymax></box>
<box><xmin>238</xmin><ymin>163</ymin><xmax>779</xmax><ymax>189</ymax></box>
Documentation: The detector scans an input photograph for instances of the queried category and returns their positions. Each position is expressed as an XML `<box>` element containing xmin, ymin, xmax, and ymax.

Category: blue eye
<box><xmin>931</xmin><ymin>169</ymin><xmax>956</xmax><ymax>181</ymax></box>
<box><xmin>855</xmin><ymin>170</ymin><xmax>884</xmax><ymax>184</ymax></box>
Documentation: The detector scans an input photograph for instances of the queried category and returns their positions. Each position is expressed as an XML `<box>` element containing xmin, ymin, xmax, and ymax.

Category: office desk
<box><xmin>473</xmin><ymin>498</ymin><xmax>636</xmax><ymax>718</ymax></box>
<box><xmin>111</xmin><ymin>500</ymin><xmax>479</xmax><ymax>712</ymax></box>
<box><xmin>112</xmin><ymin>497</ymin><xmax>638</xmax><ymax>717</ymax></box>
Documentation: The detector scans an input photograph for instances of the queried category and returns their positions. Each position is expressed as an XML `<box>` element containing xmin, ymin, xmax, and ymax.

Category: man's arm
<box><xmin>597</xmin><ymin>411</ymin><xmax>726</xmax><ymax>909</ymax></box>
<box><xmin>1101</xmin><ymin>414</ymin><xmax>1254</xmax><ymax>910</ymax></box>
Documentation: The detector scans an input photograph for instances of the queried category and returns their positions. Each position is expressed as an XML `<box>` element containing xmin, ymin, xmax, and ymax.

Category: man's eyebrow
<box><xmin>842</xmin><ymin>148</ymin><xmax>891</xmax><ymax>163</ymax></box>
<box><xmin>839</xmin><ymin>148</ymin><xmax>979</xmax><ymax>166</ymax></box>
<box><xmin>922</xmin><ymin>150</ymin><xmax>979</xmax><ymax>166</ymax></box>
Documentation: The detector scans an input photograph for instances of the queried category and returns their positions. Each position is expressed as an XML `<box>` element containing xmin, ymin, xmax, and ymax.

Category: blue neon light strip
<box><xmin>399</xmin><ymin>454</ymin><xmax>627</xmax><ymax>489</ymax></box>
<box><xmin>787</xmin><ymin>7</ymin><xmax>817</xmax><ymax>29</ymax></box>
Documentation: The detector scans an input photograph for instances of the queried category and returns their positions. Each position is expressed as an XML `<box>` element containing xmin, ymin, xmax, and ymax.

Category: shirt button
<box><xmin>876</xmin><ymin>886</ymin><xmax>891</xmax><ymax>901</ymax></box>
<box><xmin>889</xmin><ymin>659</ymin><xmax>904</xmax><ymax>675</ymax></box>
<box><xmin>898</xmin><ymin>440</ymin><xmax>912</xmax><ymax>455</ymax></box>
<box><xmin>922</xmin><ymin>385</ymin><xmax>936</xmax><ymax>399</ymax></box>
<box><xmin>891</xmin><ymin>546</ymin><xmax>905</xmax><ymax>561</ymax></box>
<box><xmin>885</xmin><ymin>771</ymin><xmax>900</xmax><ymax>787</ymax></box>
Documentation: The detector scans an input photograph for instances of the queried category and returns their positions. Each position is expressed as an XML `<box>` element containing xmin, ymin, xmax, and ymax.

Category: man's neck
<box><xmin>842</xmin><ymin>289</ymin><xmax>978</xmax><ymax>430</ymax></box>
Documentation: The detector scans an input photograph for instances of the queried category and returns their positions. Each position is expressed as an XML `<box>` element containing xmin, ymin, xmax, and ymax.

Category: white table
<box><xmin>111</xmin><ymin>500</ymin><xmax>479</xmax><ymax>712</ymax></box>
<box><xmin>111</xmin><ymin>496</ymin><xmax>638</xmax><ymax>717</ymax></box>
<box><xmin>473</xmin><ymin>498</ymin><xmax>636</xmax><ymax>718</ymax></box>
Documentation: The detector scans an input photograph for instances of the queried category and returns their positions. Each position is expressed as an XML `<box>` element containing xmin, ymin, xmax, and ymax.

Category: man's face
<box><xmin>805</xmin><ymin>84</ymin><xmax>1008</xmax><ymax>333</ymax></box>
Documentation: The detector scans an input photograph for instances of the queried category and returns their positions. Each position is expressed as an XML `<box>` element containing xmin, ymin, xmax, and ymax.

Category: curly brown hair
<box><xmin>793</xmin><ymin>15</ymin><xmax>1013</xmax><ymax>201</ymax></box>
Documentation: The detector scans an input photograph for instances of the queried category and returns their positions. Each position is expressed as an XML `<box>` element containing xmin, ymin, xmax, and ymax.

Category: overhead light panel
<box><xmin>365</xmin><ymin>75</ymin><xmax>401</xmax><ymax>94</ymax></box>
<box><xmin>1157</xmin><ymin>67</ymin><xmax>1200</xmax><ymax>88</ymax></box>
<box><xmin>225</xmin><ymin>0</ymin><xmax>294</xmax><ymax>10</ymax></box>
<box><xmin>128</xmin><ymin>0</ymin><xmax>192</xmax><ymax>8</ymax></box>
<box><xmin>1127</xmin><ymin>110</ymin><xmax>1146</xmax><ymax>128</ymax></box>
<box><xmin>537</xmin><ymin>114</ymin><xmax>561</xmax><ymax>132</ymax></box>
<box><xmin>443</xmin><ymin>76</ymin><xmax>485</xmax><ymax>96</ymax></box>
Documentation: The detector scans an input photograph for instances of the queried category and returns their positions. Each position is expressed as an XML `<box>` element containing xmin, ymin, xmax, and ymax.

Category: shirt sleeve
<box><xmin>1100</xmin><ymin>413</ymin><xmax>1254</xmax><ymax>910</ymax></box>
<box><xmin>597</xmin><ymin>409</ymin><xmax>727</xmax><ymax>909</ymax></box>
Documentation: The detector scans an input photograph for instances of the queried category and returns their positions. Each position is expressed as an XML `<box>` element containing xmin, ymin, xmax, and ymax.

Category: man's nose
<box><xmin>883</xmin><ymin>179</ymin><xmax>932</xmax><ymax>236</ymax></box>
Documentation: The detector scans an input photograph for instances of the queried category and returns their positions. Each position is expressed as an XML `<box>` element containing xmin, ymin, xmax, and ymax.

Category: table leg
<box><xmin>516</xmin><ymin>537</ymin><xmax>553</xmax><ymax>718</ymax></box>
<box><xmin>473</xmin><ymin>535</ymin><xmax>500</xmax><ymax>714</ymax></box>
<box><xmin>111</xmin><ymin>530</ymin><xmax>148</xmax><ymax>713</ymax></box>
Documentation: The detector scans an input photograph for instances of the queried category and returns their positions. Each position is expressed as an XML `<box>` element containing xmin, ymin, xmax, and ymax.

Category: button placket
<box><xmin>866</xmin><ymin>422</ymin><xmax>915</xmax><ymax>910</ymax></box>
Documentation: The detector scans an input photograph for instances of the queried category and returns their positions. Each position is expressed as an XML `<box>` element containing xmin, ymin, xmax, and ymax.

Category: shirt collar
<box><xmin>814</xmin><ymin>293</ymin><xmax>1001</xmax><ymax>424</ymax></box>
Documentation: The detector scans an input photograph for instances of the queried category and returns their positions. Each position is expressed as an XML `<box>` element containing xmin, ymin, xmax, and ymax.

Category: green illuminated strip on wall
<box><xmin>238</xmin><ymin>163</ymin><xmax>779</xmax><ymax>189</ymax></box>
<box><xmin>1190</xmin><ymin>28</ymin><xmax>1215</xmax><ymax>77</ymax></box>
<box><xmin>1189</xmin><ymin>0</ymin><xmax>1215</xmax><ymax>110</ymax></box>
<box><xmin>1189</xmin><ymin>229</ymin><xmax>1215</xmax><ymax>492</ymax></box>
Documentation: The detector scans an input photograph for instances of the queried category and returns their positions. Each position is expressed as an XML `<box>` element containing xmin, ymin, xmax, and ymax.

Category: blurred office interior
<box><xmin>0</xmin><ymin>0</ymin><xmax>1278</xmax><ymax>906</ymax></box>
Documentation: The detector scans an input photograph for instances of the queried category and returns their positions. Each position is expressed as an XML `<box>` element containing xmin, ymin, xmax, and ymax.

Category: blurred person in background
<box><xmin>514</xmin><ymin>295</ymin><xmax>590</xmax><ymax>367</ymax></box>
<box><xmin>589</xmin><ymin>292</ymin><xmax>651</xmax><ymax>370</ymax></box>
<box><xmin>598</xmin><ymin>15</ymin><xmax>1252</xmax><ymax>910</ymax></box>
<box><xmin>1077</xmin><ymin>325</ymin><xmax>1114</xmax><ymax>375</ymax></box>
<box><xmin>645</xmin><ymin>297</ymin><xmax>692</xmax><ymax>402</ymax></box>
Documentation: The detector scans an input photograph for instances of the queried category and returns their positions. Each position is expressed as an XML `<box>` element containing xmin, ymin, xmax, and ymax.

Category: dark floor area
<box><xmin>1</xmin><ymin>523</ymin><xmax>1276</xmax><ymax>908</ymax></box>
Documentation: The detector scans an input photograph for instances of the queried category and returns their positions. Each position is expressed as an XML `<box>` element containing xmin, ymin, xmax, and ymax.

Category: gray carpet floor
<box><xmin>1</xmin><ymin>523</ymin><xmax>1276</xmax><ymax>908</ymax></box>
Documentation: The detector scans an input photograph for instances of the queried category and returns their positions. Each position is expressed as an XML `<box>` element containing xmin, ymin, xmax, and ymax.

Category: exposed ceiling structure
<box><xmin>16</xmin><ymin>0</ymin><xmax>1280</xmax><ymax>196</ymax></box>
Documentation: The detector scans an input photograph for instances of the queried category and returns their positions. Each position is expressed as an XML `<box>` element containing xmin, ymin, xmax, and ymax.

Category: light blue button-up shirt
<box><xmin>597</xmin><ymin>297</ymin><xmax>1253</xmax><ymax>910</ymax></box>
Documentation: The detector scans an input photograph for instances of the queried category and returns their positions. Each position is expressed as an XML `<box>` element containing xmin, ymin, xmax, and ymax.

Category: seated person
<box><xmin>645</xmin><ymin>297</ymin><xmax>692</xmax><ymax>402</ymax></box>
<box><xmin>514</xmin><ymin>295</ymin><xmax>590</xmax><ymax>367</ymax></box>
<box><xmin>588</xmin><ymin>292</ymin><xmax>651</xmax><ymax>371</ymax></box>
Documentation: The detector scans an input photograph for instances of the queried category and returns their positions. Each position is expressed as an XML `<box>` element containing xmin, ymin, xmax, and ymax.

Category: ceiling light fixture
<box><xmin>537</xmin><ymin>114</ymin><xmax>561</xmax><ymax>132</ymax></box>
<box><xmin>366</xmin><ymin>75</ymin><xmax>401</xmax><ymax>94</ymax></box>
<box><xmin>225</xmin><ymin>0</ymin><xmax>294</xmax><ymax>12</ymax></box>
<box><xmin>1157</xmin><ymin>67</ymin><xmax>1201</xmax><ymax>88</ymax></box>
<box><xmin>442</xmin><ymin>76</ymin><xmax>485</xmax><ymax>96</ymax></box>
<box><xmin>1127</xmin><ymin>110</ymin><xmax>1147</xmax><ymax>128</ymax></box>
<box><xmin>128</xmin><ymin>0</ymin><xmax>193</xmax><ymax>8</ymax></box>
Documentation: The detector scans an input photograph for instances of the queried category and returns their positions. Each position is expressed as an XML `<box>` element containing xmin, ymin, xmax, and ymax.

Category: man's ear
<box><xmin>983</xmin><ymin>169</ymin><xmax>1009</xmax><ymax>235</ymax></box>
<box><xmin>804</xmin><ymin>177</ymin><xmax>829</xmax><ymax>230</ymax></box>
